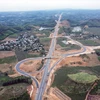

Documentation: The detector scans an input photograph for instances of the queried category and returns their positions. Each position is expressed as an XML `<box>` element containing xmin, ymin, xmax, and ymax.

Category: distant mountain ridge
<box><xmin>81</xmin><ymin>19</ymin><xmax>100</xmax><ymax>27</ymax></box>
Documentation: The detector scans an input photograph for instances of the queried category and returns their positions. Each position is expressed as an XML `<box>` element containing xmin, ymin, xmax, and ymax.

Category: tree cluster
<box><xmin>2</xmin><ymin>76</ymin><xmax>32</xmax><ymax>86</ymax></box>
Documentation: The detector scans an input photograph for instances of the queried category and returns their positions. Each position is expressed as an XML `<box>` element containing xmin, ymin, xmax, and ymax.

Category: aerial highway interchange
<box><xmin>15</xmin><ymin>13</ymin><xmax>87</xmax><ymax>100</ymax></box>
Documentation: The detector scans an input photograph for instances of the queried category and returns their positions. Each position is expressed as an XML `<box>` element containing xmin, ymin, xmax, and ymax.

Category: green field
<box><xmin>0</xmin><ymin>56</ymin><xmax>17</xmax><ymax>64</ymax></box>
<box><xmin>68</xmin><ymin>72</ymin><xmax>98</xmax><ymax>83</ymax></box>
<box><xmin>78</xmin><ymin>39</ymin><xmax>100</xmax><ymax>46</ymax></box>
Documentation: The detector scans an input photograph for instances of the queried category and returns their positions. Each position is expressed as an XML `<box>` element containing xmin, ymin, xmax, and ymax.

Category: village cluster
<box><xmin>0</xmin><ymin>34</ymin><xmax>44</xmax><ymax>51</ymax></box>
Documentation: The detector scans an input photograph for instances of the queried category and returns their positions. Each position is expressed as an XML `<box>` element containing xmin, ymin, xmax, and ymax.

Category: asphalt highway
<box><xmin>35</xmin><ymin>13</ymin><xmax>63</xmax><ymax>100</ymax></box>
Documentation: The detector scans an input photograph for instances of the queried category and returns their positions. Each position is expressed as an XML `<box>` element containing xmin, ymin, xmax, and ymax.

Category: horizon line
<box><xmin>0</xmin><ymin>8</ymin><xmax>100</xmax><ymax>12</ymax></box>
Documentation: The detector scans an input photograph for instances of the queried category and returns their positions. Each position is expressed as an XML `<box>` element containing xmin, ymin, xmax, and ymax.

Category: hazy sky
<box><xmin>0</xmin><ymin>0</ymin><xmax>100</xmax><ymax>11</ymax></box>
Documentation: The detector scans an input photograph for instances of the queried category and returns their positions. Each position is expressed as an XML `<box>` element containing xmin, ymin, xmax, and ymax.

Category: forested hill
<box><xmin>80</xmin><ymin>19</ymin><xmax>100</xmax><ymax>27</ymax></box>
<box><xmin>0</xmin><ymin>11</ymin><xmax>57</xmax><ymax>40</ymax></box>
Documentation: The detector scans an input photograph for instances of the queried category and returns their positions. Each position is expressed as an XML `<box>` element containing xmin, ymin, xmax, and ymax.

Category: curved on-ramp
<box><xmin>48</xmin><ymin>45</ymin><xmax>86</xmax><ymax>74</ymax></box>
<box><xmin>15</xmin><ymin>57</ymin><xmax>43</xmax><ymax>88</ymax></box>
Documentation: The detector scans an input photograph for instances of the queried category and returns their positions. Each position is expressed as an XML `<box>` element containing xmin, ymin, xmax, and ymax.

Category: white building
<box><xmin>72</xmin><ymin>26</ymin><xmax>82</xmax><ymax>32</ymax></box>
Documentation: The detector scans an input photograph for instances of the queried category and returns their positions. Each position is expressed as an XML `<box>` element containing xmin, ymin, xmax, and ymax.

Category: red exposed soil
<box><xmin>20</xmin><ymin>60</ymin><xmax>42</xmax><ymax>73</ymax></box>
<box><xmin>0</xmin><ymin>51</ymin><xmax>15</xmax><ymax>58</ymax></box>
